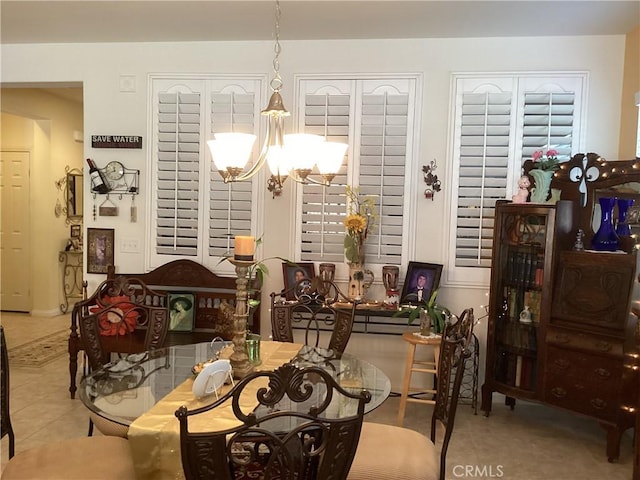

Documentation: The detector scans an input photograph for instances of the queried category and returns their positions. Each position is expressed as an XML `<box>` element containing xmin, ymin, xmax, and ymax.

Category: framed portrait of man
<box><xmin>400</xmin><ymin>262</ymin><xmax>443</xmax><ymax>305</ymax></box>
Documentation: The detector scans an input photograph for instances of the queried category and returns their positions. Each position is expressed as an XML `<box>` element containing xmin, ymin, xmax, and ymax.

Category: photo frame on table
<box><xmin>282</xmin><ymin>262</ymin><xmax>315</xmax><ymax>300</ymax></box>
<box><xmin>168</xmin><ymin>292</ymin><xmax>196</xmax><ymax>332</ymax></box>
<box><xmin>87</xmin><ymin>228</ymin><xmax>114</xmax><ymax>274</ymax></box>
<box><xmin>70</xmin><ymin>224</ymin><xmax>81</xmax><ymax>238</ymax></box>
<box><xmin>400</xmin><ymin>261</ymin><xmax>443</xmax><ymax>305</ymax></box>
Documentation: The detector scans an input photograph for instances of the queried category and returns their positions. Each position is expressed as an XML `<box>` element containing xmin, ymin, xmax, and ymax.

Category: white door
<box><xmin>0</xmin><ymin>150</ymin><xmax>31</xmax><ymax>312</ymax></box>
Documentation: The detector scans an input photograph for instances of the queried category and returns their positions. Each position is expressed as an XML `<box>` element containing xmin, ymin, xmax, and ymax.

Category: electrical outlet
<box><xmin>121</xmin><ymin>238</ymin><xmax>140</xmax><ymax>253</ymax></box>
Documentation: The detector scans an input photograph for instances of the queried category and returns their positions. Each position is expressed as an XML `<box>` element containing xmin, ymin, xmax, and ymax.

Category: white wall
<box><xmin>1</xmin><ymin>35</ymin><xmax>626</xmax><ymax>386</ymax></box>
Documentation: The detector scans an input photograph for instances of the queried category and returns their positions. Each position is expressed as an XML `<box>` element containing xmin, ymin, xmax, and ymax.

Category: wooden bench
<box><xmin>68</xmin><ymin>259</ymin><xmax>260</xmax><ymax>398</ymax></box>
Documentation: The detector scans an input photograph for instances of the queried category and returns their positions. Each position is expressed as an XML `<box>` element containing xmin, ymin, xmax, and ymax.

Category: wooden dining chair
<box><xmin>175</xmin><ymin>362</ymin><xmax>371</xmax><ymax>480</ymax></box>
<box><xmin>0</xmin><ymin>325</ymin><xmax>137</xmax><ymax>479</ymax></box>
<box><xmin>347</xmin><ymin>308</ymin><xmax>475</xmax><ymax>480</ymax></box>
<box><xmin>74</xmin><ymin>275</ymin><xmax>170</xmax><ymax>436</ymax></box>
<box><xmin>270</xmin><ymin>277</ymin><xmax>356</xmax><ymax>354</ymax></box>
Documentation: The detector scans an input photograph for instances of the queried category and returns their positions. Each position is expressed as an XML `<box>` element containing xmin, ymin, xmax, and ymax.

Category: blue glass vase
<box><xmin>592</xmin><ymin>197</ymin><xmax>619</xmax><ymax>251</ymax></box>
<box><xmin>615</xmin><ymin>198</ymin><xmax>634</xmax><ymax>237</ymax></box>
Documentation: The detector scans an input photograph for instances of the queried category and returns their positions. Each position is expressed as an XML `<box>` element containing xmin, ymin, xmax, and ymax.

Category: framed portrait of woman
<box><xmin>282</xmin><ymin>262</ymin><xmax>315</xmax><ymax>300</ymax></box>
<box><xmin>168</xmin><ymin>293</ymin><xmax>196</xmax><ymax>332</ymax></box>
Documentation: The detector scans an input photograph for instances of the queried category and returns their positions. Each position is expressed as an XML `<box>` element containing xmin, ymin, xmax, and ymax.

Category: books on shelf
<box><xmin>505</xmin><ymin>248</ymin><xmax>543</xmax><ymax>289</ymax></box>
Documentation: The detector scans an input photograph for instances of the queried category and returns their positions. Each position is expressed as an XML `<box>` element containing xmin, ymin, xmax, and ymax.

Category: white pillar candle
<box><xmin>234</xmin><ymin>236</ymin><xmax>255</xmax><ymax>261</ymax></box>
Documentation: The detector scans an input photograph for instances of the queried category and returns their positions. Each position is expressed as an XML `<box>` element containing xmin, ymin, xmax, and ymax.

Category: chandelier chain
<box><xmin>270</xmin><ymin>0</ymin><xmax>283</xmax><ymax>92</ymax></box>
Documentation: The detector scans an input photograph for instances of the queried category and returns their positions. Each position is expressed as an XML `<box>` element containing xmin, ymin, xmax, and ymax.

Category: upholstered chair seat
<box><xmin>1</xmin><ymin>436</ymin><xmax>136</xmax><ymax>480</ymax></box>
<box><xmin>348</xmin><ymin>422</ymin><xmax>439</xmax><ymax>480</ymax></box>
<box><xmin>348</xmin><ymin>309</ymin><xmax>475</xmax><ymax>480</ymax></box>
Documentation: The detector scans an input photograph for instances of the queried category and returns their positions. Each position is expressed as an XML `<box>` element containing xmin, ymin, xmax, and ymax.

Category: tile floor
<box><xmin>0</xmin><ymin>312</ymin><xmax>634</xmax><ymax>479</ymax></box>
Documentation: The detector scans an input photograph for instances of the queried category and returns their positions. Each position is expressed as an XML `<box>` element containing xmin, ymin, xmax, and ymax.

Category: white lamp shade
<box><xmin>316</xmin><ymin>141</ymin><xmax>348</xmax><ymax>175</ymax></box>
<box><xmin>266</xmin><ymin>145</ymin><xmax>291</xmax><ymax>176</ymax></box>
<box><xmin>284</xmin><ymin>134</ymin><xmax>324</xmax><ymax>171</ymax></box>
<box><xmin>208</xmin><ymin>133</ymin><xmax>256</xmax><ymax>171</ymax></box>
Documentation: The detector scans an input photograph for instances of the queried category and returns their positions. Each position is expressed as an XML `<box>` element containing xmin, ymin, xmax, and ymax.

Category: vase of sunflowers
<box><xmin>344</xmin><ymin>186</ymin><xmax>376</xmax><ymax>301</ymax></box>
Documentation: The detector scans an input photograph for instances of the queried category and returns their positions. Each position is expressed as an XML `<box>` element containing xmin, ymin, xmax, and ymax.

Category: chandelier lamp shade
<box><xmin>207</xmin><ymin>0</ymin><xmax>348</xmax><ymax>197</ymax></box>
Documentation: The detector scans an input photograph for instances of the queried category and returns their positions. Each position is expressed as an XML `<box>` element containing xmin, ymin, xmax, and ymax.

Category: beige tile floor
<box><xmin>0</xmin><ymin>311</ymin><xmax>635</xmax><ymax>479</ymax></box>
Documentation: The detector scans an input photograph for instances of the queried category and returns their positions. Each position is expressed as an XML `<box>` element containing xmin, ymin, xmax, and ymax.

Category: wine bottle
<box><xmin>86</xmin><ymin>158</ymin><xmax>110</xmax><ymax>194</ymax></box>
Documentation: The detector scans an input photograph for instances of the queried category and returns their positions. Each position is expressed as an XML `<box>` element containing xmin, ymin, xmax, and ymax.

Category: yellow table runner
<box><xmin>128</xmin><ymin>341</ymin><xmax>303</xmax><ymax>480</ymax></box>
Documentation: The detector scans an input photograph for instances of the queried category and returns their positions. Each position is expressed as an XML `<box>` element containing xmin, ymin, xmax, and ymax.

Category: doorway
<box><xmin>0</xmin><ymin>84</ymin><xmax>83</xmax><ymax>314</ymax></box>
<box><xmin>0</xmin><ymin>150</ymin><xmax>31</xmax><ymax>311</ymax></box>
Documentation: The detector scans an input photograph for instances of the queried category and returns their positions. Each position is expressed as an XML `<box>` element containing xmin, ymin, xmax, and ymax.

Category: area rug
<box><xmin>8</xmin><ymin>329</ymin><xmax>68</xmax><ymax>367</ymax></box>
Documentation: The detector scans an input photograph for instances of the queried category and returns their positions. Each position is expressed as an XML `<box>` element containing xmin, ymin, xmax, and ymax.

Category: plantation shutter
<box><xmin>448</xmin><ymin>73</ymin><xmax>586</xmax><ymax>286</ymax></box>
<box><xmin>298</xmin><ymin>80</ymin><xmax>353</xmax><ymax>263</ymax></box>
<box><xmin>149</xmin><ymin>76</ymin><xmax>264</xmax><ymax>270</ymax></box>
<box><xmin>518</xmin><ymin>76</ymin><xmax>584</xmax><ymax>162</ymax></box>
<box><xmin>155</xmin><ymin>83</ymin><xmax>204</xmax><ymax>258</ymax></box>
<box><xmin>296</xmin><ymin>76</ymin><xmax>417</xmax><ymax>265</ymax></box>
<box><xmin>358</xmin><ymin>81</ymin><xmax>412</xmax><ymax>264</ymax></box>
<box><xmin>208</xmin><ymin>79</ymin><xmax>262</xmax><ymax>257</ymax></box>
<box><xmin>455</xmin><ymin>86</ymin><xmax>513</xmax><ymax>269</ymax></box>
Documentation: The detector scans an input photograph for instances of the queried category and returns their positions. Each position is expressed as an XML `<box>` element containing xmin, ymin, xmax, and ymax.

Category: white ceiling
<box><xmin>1</xmin><ymin>0</ymin><xmax>639</xmax><ymax>44</ymax></box>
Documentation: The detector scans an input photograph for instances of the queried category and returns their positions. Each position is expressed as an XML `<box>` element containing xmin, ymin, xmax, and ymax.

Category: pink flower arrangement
<box><xmin>531</xmin><ymin>149</ymin><xmax>559</xmax><ymax>172</ymax></box>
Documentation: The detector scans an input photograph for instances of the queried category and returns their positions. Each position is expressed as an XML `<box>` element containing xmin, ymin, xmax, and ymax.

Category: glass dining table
<box><xmin>78</xmin><ymin>340</ymin><xmax>391</xmax><ymax>429</ymax></box>
<box><xmin>78</xmin><ymin>340</ymin><xmax>391</xmax><ymax>479</ymax></box>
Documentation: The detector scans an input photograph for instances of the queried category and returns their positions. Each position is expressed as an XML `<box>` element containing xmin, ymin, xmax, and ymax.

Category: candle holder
<box><xmin>228</xmin><ymin>258</ymin><xmax>255</xmax><ymax>379</ymax></box>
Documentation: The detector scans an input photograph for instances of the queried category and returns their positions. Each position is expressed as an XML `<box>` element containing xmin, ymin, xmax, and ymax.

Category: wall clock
<box><xmin>104</xmin><ymin>161</ymin><xmax>125</xmax><ymax>181</ymax></box>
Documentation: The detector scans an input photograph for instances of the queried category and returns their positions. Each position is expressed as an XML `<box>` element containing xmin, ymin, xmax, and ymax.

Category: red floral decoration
<box><xmin>89</xmin><ymin>295</ymin><xmax>140</xmax><ymax>336</ymax></box>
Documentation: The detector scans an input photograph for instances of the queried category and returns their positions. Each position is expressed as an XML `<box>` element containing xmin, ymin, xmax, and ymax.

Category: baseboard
<box><xmin>31</xmin><ymin>308</ymin><xmax>64</xmax><ymax>317</ymax></box>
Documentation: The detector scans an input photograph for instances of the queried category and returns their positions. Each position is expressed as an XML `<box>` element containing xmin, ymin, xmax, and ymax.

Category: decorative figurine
<box><xmin>519</xmin><ymin>306</ymin><xmax>532</xmax><ymax>324</ymax></box>
<box><xmin>512</xmin><ymin>175</ymin><xmax>530</xmax><ymax>204</ymax></box>
<box><xmin>573</xmin><ymin>228</ymin><xmax>585</xmax><ymax>251</ymax></box>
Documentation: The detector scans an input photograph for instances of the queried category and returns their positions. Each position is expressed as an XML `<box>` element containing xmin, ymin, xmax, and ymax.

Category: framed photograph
<box><xmin>282</xmin><ymin>262</ymin><xmax>315</xmax><ymax>300</ymax></box>
<box><xmin>70</xmin><ymin>224</ymin><xmax>81</xmax><ymax>238</ymax></box>
<box><xmin>400</xmin><ymin>262</ymin><xmax>443</xmax><ymax>305</ymax></box>
<box><xmin>168</xmin><ymin>293</ymin><xmax>196</xmax><ymax>332</ymax></box>
<box><xmin>87</xmin><ymin>228</ymin><xmax>115</xmax><ymax>274</ymax></box>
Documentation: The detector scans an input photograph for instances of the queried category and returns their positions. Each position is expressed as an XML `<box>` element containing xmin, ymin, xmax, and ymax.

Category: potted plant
<box><xmin>398</xmin><ymin>289</ymin><xmax>449</xmax><ymax>335</ymax></box>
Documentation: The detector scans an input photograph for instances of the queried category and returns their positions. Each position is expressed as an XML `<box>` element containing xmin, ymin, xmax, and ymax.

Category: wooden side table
<box><xmin>397</xmin><ymin>331</ymin><xmax>441</xmax><ymax>426</ymax></box>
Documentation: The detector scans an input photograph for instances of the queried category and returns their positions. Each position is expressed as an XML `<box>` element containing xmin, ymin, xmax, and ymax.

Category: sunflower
<box><xmin>344</xmin><ymin>214</ymin><xmax>367</xmax><ymax>233</ymax></box>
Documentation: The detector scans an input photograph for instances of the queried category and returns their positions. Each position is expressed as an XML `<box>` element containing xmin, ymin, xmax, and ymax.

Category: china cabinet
<box><xmin>482</xmin><ymin>154</ymin><xmax>640</xmax><ymax>462</ymax></box>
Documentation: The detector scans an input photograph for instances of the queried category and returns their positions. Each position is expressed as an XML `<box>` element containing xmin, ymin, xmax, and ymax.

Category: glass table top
<box><xmin>78</xmin><ymin>342</ymin><xmax>391</xmax><ymax>426</ymax></box>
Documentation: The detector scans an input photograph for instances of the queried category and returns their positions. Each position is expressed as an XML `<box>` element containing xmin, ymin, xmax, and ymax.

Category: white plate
<box><xmin>192</xmin><ymin>359</ymin><xmax>233</xmax><ymax>399</ymax></box>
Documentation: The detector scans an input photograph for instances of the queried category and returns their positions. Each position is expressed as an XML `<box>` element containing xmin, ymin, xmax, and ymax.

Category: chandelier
<box><xmin>207</xmin><ymin>0</ymin><xmax>348</xmax><ymax>197</ymax></box>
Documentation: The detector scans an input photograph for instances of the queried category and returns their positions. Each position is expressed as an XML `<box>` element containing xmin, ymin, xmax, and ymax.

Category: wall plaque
<box><xmin>91</xmin><ymin>135</ymin><xmax>142</xmax><ymax>149</ymax></box>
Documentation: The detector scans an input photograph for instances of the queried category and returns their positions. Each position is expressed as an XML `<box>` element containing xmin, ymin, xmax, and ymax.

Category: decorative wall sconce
<box><xmin>423</xmin><ymin>159</ymin><xmax>441</xmax><ymax>200</ymax></box>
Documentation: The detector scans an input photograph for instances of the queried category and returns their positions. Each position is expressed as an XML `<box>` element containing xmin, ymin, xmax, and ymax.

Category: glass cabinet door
<box><xmin>492</xmin><ymin>210</ymin><xmax>549</xmax><ymax>391</ymax></box>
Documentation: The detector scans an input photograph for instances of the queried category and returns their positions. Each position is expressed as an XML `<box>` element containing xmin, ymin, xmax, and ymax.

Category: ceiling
<box><xmin>1</xmin><ymin>0</ymin><xmax>639</xmax><ymax>44</ymax></box>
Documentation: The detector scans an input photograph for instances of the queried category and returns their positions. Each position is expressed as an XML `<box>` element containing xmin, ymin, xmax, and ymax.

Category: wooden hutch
<box><xmin>482</xmin><ymin>153</ymin><xmax>640</xmax><ymax>462</ymax></box>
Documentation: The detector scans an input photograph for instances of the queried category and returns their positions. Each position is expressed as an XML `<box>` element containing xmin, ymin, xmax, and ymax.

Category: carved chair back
<box><xmin>432</xmin><ymin>307</ymin><xmax>475</xmax><ymax>480</ymax></box>
<box><xmin>270</xmin><ymin>278</ymin><xmax>356</xmax><ymax>354</ymax></box>
<box><xmin>1</xmin><ymin>325</ymin><xmax>15</xmax><ymax>458</ymax></box>
<box><xmin>176</xmin><ymin>363</ymin><xmax>372</xmax><ymax>480</ymax></box>
<box><xmin>73</xmin><ymin>276</ymin><xmax>169</xmax><ymax>370</ymax></box>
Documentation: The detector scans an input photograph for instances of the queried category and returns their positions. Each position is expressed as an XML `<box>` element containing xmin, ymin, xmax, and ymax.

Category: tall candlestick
<box><xmin>234</xmin><ymin>235</ymin><xmax>255</xmax><ymax>261</ymax></box>
<box><xmin>227</xmin><ymin>259</ymin><xmax>255</xmax><ymax>378</ymax></box>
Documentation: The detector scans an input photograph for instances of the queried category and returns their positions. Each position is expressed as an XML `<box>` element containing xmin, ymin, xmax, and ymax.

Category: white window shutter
<box><xmin>153</xmin><ymin>82</ymin><xmax>205</xmax><ymax>261</ymax></box>
<box><xmin>358</xmin><ymin>80</ymin><xmax>413</xmax><ymax>265</ymax></box>
<box><xmin>298</xmin><ymin>80</ymin><xmax>354</xmax><ymax>263</ymax></box>
<box><xmin>447</xmin><ymin>73</ymin><xmax>586</xmax><ymax>286</ymax></box>
<box><xmin>148</xmin><ymin>76</ymin><xmax>264</xmax><ymax>271</ymax></box>
<box><xmin>296</xmin><ymin>77</ymin><xmax>417</xmax><ymax>266</ymax></box>
<box><xmin>208</xmin><ymin>79</ymin><xmax>262</xmax><ymax>258</ymax></box>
